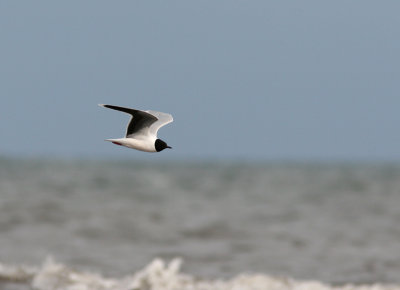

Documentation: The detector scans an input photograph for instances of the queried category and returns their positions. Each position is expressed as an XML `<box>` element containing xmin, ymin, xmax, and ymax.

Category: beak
<box><xmin>167</xmin><ymin>146</ymin><xmax>172</xmax><ymax>149</ymax></box>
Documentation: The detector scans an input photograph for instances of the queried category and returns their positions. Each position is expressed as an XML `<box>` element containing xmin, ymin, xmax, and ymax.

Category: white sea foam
<box><xmin>1</xmin><ymin>258</ymin><xmax>399</xmax><ymax>290</ymax></box>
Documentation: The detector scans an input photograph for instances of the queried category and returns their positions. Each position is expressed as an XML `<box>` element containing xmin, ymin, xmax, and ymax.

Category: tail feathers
<box><xmin>105</xmin><ymin>139</ymin><xmax>123</xmax><ymax>146</ymax></box>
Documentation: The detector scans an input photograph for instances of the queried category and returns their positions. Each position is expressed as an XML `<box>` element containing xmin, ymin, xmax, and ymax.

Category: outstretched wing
<box><xmin>146</xmin><ymin>110</ymin><xmax>173</xmax><ymax>136</ymax></box>
<box><xmin>99</xmin><ymin>104</ymin><xmax>158</xmax><ymax>138</ymax></box>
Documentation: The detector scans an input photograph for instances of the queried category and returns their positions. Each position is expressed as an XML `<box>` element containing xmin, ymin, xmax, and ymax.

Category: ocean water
<box><xmin>1</xmin><ymin>158</ymin><xmax>400</xmax><ymax>290</ymax></box>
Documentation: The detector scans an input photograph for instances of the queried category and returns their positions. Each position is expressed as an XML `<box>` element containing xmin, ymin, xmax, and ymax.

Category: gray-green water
<box><xmin>1</xmin><ymin>158</ymin><xmax>400</xmax><ymax>289</ymax></box>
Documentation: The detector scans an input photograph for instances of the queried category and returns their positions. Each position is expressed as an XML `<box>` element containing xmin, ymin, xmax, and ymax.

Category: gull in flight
<box><xmin>99</xmin><ymin>104</ymin><xmax>173</xmax><ymax>152</ymax></box>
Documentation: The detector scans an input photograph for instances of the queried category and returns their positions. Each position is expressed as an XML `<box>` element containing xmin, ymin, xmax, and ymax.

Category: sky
<box><xmin>1</xmin><ymin>1</ymin><xmax>399</xmax><ymax>161</ymax></box>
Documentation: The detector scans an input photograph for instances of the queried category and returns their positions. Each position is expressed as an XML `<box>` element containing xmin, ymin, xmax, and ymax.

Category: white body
<box><xmin>100</xmin><ymin>104</ymin><xmax>173</xmax><ymax>153</ymax></box>
<box><xmin>106</xmin><ymin>137</ymin><xmax>157</xmax><ymax>152</ymax></box>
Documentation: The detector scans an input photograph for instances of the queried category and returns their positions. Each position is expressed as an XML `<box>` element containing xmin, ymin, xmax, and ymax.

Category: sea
<box><xmin>1</xmin><ymin>157</ymin><xmax>400</xmax><ymax>290</ymax></box>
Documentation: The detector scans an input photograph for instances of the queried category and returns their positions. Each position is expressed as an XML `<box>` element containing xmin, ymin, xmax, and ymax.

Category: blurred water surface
<box><xmin>1</xmin><ymin>158</ymin><xmax>400</xmax><ymax>287</ymax></box>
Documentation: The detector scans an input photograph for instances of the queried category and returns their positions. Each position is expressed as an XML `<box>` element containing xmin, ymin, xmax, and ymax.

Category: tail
<box><xmin>105</xmin><ymin>139</ymin><xmax>123</xmax><ymax>146</ymax></box>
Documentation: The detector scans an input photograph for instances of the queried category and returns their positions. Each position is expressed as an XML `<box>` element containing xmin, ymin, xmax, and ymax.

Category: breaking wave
<box><xmin>1</xmin><ymin>258</ymin><xmax>399</xmax><ymax>290</ymax></box>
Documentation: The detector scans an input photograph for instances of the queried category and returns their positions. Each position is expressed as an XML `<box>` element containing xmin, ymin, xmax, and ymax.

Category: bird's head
<box><xmin>155</xmin><ymin>139</ymin><xmax>172</xmax><ymax>152</ymax></box>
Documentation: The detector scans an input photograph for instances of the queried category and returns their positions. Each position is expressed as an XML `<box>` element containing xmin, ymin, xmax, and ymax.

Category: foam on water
<box><xmin>1</xmin><ymin>258</ymin><xmax>399</xmax><ymax>290</ymax></box>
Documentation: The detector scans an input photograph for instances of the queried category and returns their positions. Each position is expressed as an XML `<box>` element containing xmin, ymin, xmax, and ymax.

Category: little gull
<box><xmin>99</xmin><ymin>104</ymin><xmax>173</xmax><ymax>152</ymax></box>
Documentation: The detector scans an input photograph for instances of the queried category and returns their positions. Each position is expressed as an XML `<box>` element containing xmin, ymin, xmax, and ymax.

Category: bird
<box><xmin>99</xmin><ymin>104</ymin><xmax>173</xmax><ymax>152</ymax></box>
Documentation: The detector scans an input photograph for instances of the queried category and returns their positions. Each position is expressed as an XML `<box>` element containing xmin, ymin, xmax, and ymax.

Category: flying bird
<box><xmin>99</xmin><ymin>104</ymin><xmax>173</xmax><ymax>152</ymax></box>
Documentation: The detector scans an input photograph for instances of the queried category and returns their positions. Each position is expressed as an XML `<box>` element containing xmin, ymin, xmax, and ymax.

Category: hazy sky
<box><xmin>1</xmin><ymin>1</ymin><xmax>399</xmax><ymax>161</ymax></box>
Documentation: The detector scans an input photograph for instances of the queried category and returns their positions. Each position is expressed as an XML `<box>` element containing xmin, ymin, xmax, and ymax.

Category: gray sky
<box><xmin>1</xmin><ymin>1</ymin><xmax>399</xmax><ymax>161</ymax></box>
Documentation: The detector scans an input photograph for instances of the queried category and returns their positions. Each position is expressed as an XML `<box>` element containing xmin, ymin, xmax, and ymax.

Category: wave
<box><xmin>0</xmin><ymin>258</ymin><xmax>399</xmax><ymax>290</ymax></box>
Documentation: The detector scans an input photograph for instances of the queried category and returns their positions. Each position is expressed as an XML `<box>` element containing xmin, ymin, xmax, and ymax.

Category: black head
<box><xmin>155</xmin><ymin>139</ymin><xmax>172</xmax><ymax>152</ymax></box>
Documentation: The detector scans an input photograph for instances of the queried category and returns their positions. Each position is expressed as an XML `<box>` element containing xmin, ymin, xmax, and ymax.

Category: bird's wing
<box><xmin>99</xmin><ymin>104</ymin><xmax>158</xmax><ymax>138</ymax></box>
<box><xmin>146</xmin><ymin>110</ymin><xmax>174</xmax><ymax>136</ymax></box>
